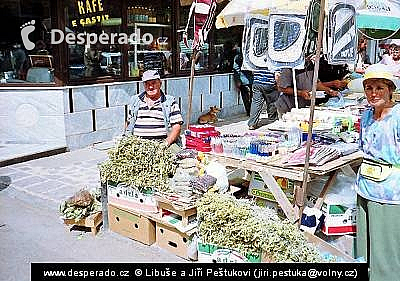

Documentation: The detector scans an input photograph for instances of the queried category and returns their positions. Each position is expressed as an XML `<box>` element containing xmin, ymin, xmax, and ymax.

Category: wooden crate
<box><xmin>63</xmin><ymin>212</ymin><xmax>103</xmax><ymax>236</ymax></box>
<box><xmin>155</xmin><ymin>196</ymin><xmax>196</xmax><ymax>226</ymax></box>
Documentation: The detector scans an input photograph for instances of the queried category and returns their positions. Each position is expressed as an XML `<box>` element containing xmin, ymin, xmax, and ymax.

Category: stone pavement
<box><xmin>0</xmin><ymin>141</ymin><xmax>188</xmax><ymax>281</ymax></box>
<box><xmin>0</xmin><ymin>145</ymin><xmax>109</xmax><ymax>211</ymax></box>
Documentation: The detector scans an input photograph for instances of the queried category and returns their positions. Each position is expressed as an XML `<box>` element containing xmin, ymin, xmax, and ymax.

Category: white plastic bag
<box><xmin>205</xmin><ymin>160</ymin><xmax>229</xmax><ymax>193</ymax></box>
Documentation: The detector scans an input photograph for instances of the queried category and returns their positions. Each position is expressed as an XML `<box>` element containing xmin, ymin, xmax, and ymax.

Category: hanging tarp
<box><xmin>242</xmin><ymin>14</ymin><xmax>306</xmax><ymax>71</ymax></box>
<box><xmin>181</xmin><ymin>0</ymin><xmax>217</xmax><ymax>51</ymax></box>
<box><xmin>304</xmin><ymin>0</ymin><xmax>321</xmax><ymax>56</ymax></box>
<box><xmin>327</xmin><ymin>2</ymin><xmax>357</xmax><ymax>64</ymax></box>
<box><xmin>267</xmin><ymin>14</ymin><xmax>307</xmax><ymax>69</ymax></box>
<box><xmin>180</xmin><ymin>0</ymin><xmax>224</xmax><ymax>6</ymax></box>
<box><xmin>241</xmin><ymin>13</ymin><xmax>307</xmax><ymax>71</ymax></box>
<box><xmin>241</xmin><ymin>15</ymin><xmax>270</xmax><ymax>71</ymax></box>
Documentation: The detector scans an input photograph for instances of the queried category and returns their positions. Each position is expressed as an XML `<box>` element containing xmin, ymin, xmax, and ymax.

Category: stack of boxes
<box><xmin>107</xmin><ymin>182</ymin><xmax>158</xmax><ymax>246</ymax></box>
<box><xmin>185</xmin><ymin>125</ymin><xmax>220</xmax><ymax>152</ymax></box>
<box><xmin>107</xmin><ymin>181</ymin><xmax>197</xmax><ymax>259</ymax></box>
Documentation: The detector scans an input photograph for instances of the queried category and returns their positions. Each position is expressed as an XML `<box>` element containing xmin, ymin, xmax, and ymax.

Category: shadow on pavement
<box><xmin>0</xmin><ymin>176</ymin><xmax>11</xmax><ymax>191</ymax></box>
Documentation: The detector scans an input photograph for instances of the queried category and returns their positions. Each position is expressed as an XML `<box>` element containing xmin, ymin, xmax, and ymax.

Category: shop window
<box><xmin>213</xmin><ymin>26</ymin><xmax>244</xmax><ymax>73</ymax></box>
<box><xmin>65</xmin><ymin>0</ymin><xmax>122</xmax><ymax>80</ymax></box>
<box><xmin>127</xmin><ymin>0</ymin><xmax>173</xmax><ymax>78</ymax></box>
<box><xmin>0</xmin><ymin>0</ymin><xmax>54</xmax><ymax>84</ymax></box>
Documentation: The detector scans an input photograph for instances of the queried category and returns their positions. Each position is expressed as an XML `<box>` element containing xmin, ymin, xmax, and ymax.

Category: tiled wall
<box><xmin>1</xmin><ymin>73</ymin><xmax>243</xmax><ymax>151</ymax></box>
<box><xmin>0</xmin><ymin>88</ymin><xmax>67</xmax><ymax>149</ymax></box>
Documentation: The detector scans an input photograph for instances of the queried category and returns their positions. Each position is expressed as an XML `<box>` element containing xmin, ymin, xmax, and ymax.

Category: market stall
<box><xmin>57</xmin><ymin>0</ymin><xmax>400</xmax><ymax>265</ymax></box>
<box><xmin>81</xmin><ymin>127</ymin><xmax>361</xmax><ymax>262</ymax></box>
<box><xmin>205</xmin><ymin>149</ymin><xmax>362</xmax><ymax>223</ymax></box>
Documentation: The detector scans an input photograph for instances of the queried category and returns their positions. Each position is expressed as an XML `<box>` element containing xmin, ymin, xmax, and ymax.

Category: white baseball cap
<box><xmin>142</xmin><ymin>70</ymin><xmax>160</xmax><ymax>82</ymax></box>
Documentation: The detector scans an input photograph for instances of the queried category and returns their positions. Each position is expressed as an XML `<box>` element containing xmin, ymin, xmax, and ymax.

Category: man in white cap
<box><xmin>125</xmin><ymin>70</ymin><xmax>183</xmax><ymax>146</ymax></box>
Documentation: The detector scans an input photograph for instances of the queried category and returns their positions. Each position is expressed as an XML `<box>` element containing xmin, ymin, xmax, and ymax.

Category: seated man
<box><xmin>275</xmin><ymin>58</ymin><xmax>339</xmax><ymax>117</ymax></box>
<box><xmin>125</xmin><ymin>69</ymin><xmax>183</xmax><ymax>146</ymax></box>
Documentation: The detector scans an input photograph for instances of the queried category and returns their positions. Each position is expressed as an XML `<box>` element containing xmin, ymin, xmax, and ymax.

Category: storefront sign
<box><xmin>71</xmin><ymin>0</ymin><xmax>110</xmax><ymax>27</ymax></box>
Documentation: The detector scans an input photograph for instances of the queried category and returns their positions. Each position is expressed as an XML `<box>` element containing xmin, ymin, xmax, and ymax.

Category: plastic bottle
<box><xmin>150</xmin><ymin>8</ymin><xmax>156</xmax><ymax>23</ymax></box>
<box><xmin>165</xmin><ymin>7</ymin><xmax>171</xmax><ymax>23</ymax></box>
<box><xmin>137</xmin><ymin>6</ymin><xmax>143</xmax><ymax>22</ymax></box>
<box><xmin>143</xmin><ymin>7</ymin><xmax>149</xmax><ymax>23</ymax></box>
<box><xmin>134</xmin><ymin>6</ymin><xmax>139</xmax><ymax>22</ymax></box>
<box><xmin>287</xmin><ymin>126</ymin><xmax>301</xmax><ymax>148</ymax></box>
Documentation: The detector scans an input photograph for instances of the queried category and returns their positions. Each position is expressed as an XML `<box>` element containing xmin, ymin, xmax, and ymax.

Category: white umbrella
<box><xmin>215</xmin><ymin>0</ymin><xmax>312</xmax><ymax>29</ymax></box>
<box><xmin>356</xmin><ymin>0</ymin><xmax>400</xmax><ymax>39</ymax></box>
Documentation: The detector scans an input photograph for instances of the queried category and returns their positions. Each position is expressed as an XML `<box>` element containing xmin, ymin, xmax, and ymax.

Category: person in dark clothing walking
<box><xmin>232</xmin><ymin>47</ymin><xmax>253</xmax><ymax>116</ymax></box>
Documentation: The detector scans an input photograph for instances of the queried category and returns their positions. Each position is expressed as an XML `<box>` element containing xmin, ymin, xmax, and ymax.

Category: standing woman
<box><xmin>355</xmin><ymin>64</ymin><xmax>400</xmax><ymax>281</ymax></box>
<box><xmin>355</xmin><ymin>36</ymin><xmax>371</xmax><ymax>74</ymax></box>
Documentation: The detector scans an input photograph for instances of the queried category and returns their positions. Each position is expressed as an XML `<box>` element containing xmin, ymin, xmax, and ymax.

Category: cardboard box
<box><xmin>108</xmin><ymin>204</ymin><xmax>156</xmax><ymax>245</ymax></box>
<box><xmin>321</xmin><ymin>200</ymin><xmax>357</xmax><ymax>236</ymax></box>
<box><xmin>248</xmin><ymin>173</ymin><xmax>295</xmax><ymax>204</ymax></box>
<box><xmin>107</xmin><ymin>181</ymin><xmax>158</xmax><ymax>213</ymax></box>
<box><xmin>155</xmin><ymin>222</ymin><xmax>191</xmax><ymax>259</ymax></box>
<box><xmin>197</xmin><ymin>240</ymin><xmax>267</xmax><ymax>263</ymax></box>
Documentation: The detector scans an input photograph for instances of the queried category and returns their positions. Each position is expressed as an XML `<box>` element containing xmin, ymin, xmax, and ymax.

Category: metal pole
<box><xmin>100</xmin><ymin>173</ymin><xmax>109</xmax><ymax>231</ymax></box>
<box><xmin>186</xmin><ymin>49</ymin><xmax>198</xmax><ymax>129</ymax></box>
<box><xmin>298</xmin><ymin>0</ymin><xmax>326</xmax><ymax>225</ymax></box>
<box><xmin>293</xmin><ymin>70</ymin><xmax>299</xmax><ymax>109</ymax></box>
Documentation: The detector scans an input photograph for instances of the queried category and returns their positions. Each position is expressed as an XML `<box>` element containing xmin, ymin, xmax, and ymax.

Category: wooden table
<box><xmin>206</xmin><ymin>151</ymin><xmax>363</xmax><ymax>223</ymax></box>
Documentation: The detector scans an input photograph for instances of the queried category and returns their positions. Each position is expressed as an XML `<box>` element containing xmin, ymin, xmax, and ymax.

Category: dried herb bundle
<box><xmin>98</xmin><ymin>136</ymin><xmax>176</xmax><ymax>192</ymax></box>
<box><xmin>196</xmin><ymin>193</ymin><xmax>325</xmax><ymax>262</ymax></box>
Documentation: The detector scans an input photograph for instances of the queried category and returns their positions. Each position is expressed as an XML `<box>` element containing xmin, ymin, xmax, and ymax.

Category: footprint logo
<box><xmin>20</xmin><ymin>20</ymin><xmax>36</xmax><ymax>50</ymax></box>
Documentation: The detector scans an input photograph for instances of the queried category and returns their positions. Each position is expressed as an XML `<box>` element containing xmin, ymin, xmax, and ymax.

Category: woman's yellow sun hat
<box><xmin>363</xmin><ymin>64</ymin><xmax>397</xmax><ymax>89</ymax></box>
